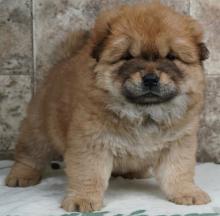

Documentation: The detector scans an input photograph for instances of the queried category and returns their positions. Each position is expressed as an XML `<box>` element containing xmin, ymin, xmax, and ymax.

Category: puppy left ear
<box><xmin>198</xmin><ymin>42</ymin><xmax>209</xmax><ymax>61</ymax></box>
<box><xmin>91</xmin><ymin>24</ymin><xmax>111</xmax><ymax>61</ymax></box>
<box><xmin>90</xmin><ymin>10</ymin><xmax>118</xmax><ymax>61</ymax></box>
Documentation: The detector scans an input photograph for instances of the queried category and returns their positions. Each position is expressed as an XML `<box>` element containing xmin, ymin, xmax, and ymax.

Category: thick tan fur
<box><xmin>6</xmin><ymin>3</ymin><xmax>210</xmax><ymax>212</ymax></box>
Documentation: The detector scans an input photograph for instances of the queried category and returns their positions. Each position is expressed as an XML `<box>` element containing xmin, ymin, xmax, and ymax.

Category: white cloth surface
<box><xmin>0</xmin><ymin>160</ymin><xmax>220</xmax><ymax>216</ymax></box>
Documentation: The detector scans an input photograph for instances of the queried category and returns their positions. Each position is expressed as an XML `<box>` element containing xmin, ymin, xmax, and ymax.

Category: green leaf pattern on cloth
<box><xmin>59</xmin><ymin>210</ymin><xmax>220</xmax><ymax>216</ymax></box>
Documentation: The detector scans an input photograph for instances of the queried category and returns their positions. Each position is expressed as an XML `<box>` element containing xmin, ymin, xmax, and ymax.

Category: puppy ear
<box><xmin>198</xmin><ymin>42</ymin><xmax>209</xmax><ymax>61</ymax></box>
<box><xmin>90</xmin><ymin>10</ymin><xmax>118</xmax><ymax>61</ymax></box>
<box><xmin>186</xmin><ymin>18</ymin><xmax>209</xmax><ymax>61</ymax></box>
<box><xmin>91</xmin><ymin>24</ymin><xmax>112</xmax><ymax>61</ymax></box>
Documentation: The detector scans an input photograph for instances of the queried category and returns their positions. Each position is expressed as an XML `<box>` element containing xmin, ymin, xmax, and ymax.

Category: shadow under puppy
<box><xmin>6</xmin><ymin>2</ymin><xmax>210</xmax><ymax>212</ymax></box>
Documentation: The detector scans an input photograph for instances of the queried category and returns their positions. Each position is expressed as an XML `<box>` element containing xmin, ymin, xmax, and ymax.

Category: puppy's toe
<box><xmin>6</xmin><ymin>175</ymin><xmax>41</xmax><ymax>187</ymax></box>
<box><xmin>61</xmin><ymin>195</ymin><xmax>103</xmax><ymax>212</ymax></box>
<box><xmin>170</xmin><ymin>190</ymin><xmax>211</xmax><ymax>205</ymax></box>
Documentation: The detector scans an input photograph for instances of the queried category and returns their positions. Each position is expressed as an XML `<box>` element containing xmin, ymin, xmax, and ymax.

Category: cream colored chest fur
<box><xmin>93</xmin><ymin>119</ymin><xmax>195</xmax><ymax>174</ymax></box>
<box><xmin>98</xmin><ymin>118</ymin><xmax>194</xmax><ymax>159</ymax></box>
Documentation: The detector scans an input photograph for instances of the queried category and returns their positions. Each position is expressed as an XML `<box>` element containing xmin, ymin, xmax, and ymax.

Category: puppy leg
<box><xmin>61</xmin><ymin>148</ymin><xmax>113</xmax><ymax>212</ymax></box>
<box><xmin>155</xmin><ymin>134</ymin><xmax>211</xmax><ymax>205</ymax></box>
<box><xmin>6</xmin><ymin>119</ymin><xmax>51</xmax><ymax>187</ymax></box>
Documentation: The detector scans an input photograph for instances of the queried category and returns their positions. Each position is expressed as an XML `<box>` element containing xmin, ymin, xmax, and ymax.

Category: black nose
<box><xmin>142</xmin><ymin>73</ymin><xmax>159</xmax><ymax>87</ymax></box>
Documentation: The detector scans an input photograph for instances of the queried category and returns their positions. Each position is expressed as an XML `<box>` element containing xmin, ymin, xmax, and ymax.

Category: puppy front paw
<box><xmin>61</xmin><ymin>195</ymin><xmax>103</xmax><ymax>212</ymax></box>
<box><xmin>5</xmin><ymin>163</ymin><xmax>41</xmax><ymax>187</ymax></box>
<box><xmin>170</xmin><ymin>189</ymin><xmax>211</xmax><ymax>205</ymax></box>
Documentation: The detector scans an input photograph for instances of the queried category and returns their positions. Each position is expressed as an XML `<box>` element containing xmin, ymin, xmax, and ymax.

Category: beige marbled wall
<box><xmin>0</xmin><ymin>0</ymin><xmax>220</xmax><ymax>162</ymax></box>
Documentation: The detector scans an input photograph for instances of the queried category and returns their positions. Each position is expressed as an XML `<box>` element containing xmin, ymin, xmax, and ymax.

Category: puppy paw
<box><xmin>5</xmin><ymin>162</ymin><xmax>41</xmax><ymax>187</ymax></box>
<box><xmin>61</xmin><ymin>195</ymin><xmax>103</xmax><ymax>212</ymax></box>
<box><xmin>170</xmin><ymin>189</ymin><xmax>211</xmax><ymax>205</ymax></box>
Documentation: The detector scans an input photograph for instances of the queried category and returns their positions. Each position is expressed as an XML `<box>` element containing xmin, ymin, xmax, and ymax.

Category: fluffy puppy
<box><xmin>6</xmin><ymin>3</ymin><xmax>210</xmax><ymax>212</ymax></box>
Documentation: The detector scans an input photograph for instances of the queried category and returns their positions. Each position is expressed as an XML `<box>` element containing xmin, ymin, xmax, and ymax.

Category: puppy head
<box><xmin>91</xmin><ymin>3</ymin><xmax>209</xmax><ymax>107</ymax></box>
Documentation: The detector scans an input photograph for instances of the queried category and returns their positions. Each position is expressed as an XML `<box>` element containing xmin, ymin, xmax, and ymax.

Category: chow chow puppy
<box><xmin>6</xmin><ymin>2</ymin><xmax>210</xmax><ymax>212</ymax></box>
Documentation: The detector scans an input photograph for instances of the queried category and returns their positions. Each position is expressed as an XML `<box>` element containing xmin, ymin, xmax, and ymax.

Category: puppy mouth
<box><xmin>123</xmin><ymin>86</ymin><xmax>178</xmax><ymax>105</ymax></box>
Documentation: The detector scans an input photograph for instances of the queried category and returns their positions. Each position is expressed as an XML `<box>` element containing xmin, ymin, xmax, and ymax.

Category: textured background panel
<box><xmin>198</xmin><ymin>76</ymin><xmax>220</xmax><ymax>162</ymax></box>
<box><xmin>0</xmin><ymin>0</ymin><xmax>33</xmax><ymax>75</ymax></box>
<box><xmin>0</xmin><ymin>75</ymin><xmax>32</xmax><ymax>151</ymax></box>
<box><xmin>190</xmin><ymin>0</ymin><xmax>220</xmax><ymax>75</ymax></box>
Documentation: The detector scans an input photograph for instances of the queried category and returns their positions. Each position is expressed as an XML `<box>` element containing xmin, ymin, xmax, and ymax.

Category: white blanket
<box><xmin>0</xmin><ymin>160</ymin><xmax>220</xmax><ymax>216</ymax></box>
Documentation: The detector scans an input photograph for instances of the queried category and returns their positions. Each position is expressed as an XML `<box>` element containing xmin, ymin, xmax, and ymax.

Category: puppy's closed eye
<box><xmin>166</xmin><ymin>52</ymin><xmax>177</xmax><ymax>61</ymax></box>
<box><xmin>120</xmin><ymin>52</ymin><xmax>134</xmax><ymax>61</ymax></box>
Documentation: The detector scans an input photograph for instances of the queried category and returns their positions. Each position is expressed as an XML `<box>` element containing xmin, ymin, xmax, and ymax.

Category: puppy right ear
<box><xmin>90</xmin><ymin>10</ymin><xmax>118</xmax><ymax>61</ymax></box>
